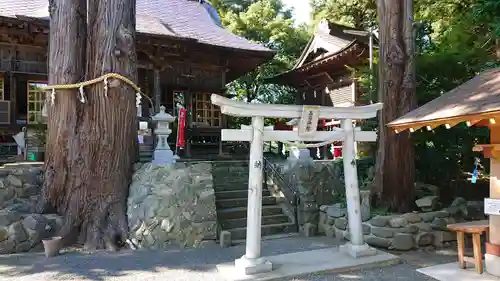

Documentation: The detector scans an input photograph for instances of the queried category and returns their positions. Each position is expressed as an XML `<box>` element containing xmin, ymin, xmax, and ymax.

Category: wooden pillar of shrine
<box><xmin>153</xmin><ymin>69</ymin><xmax>161</xmax><ymax>113</ymax></box>
<box><xmin>9</xmin><ymin>72</ymin><xmax>17</xmax><ymax>126</ymax></box>
<box><xmin>218</xmin><ymin>83</ymin><xmax>226</xmax><ymax>156</ymax></box>
<box><xmin>184</xmin><ymin>89</ymin><xmax>192</xmax><ymax>158</ymax></box>
<box><xmin>486</xmin><ymin>124</ymin><xmax>500</xmax><ymax>276</ymax></box>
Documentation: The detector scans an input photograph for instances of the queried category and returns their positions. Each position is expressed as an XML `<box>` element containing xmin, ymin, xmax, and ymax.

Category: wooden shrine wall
<box><xmin>0</xmin><ymin>44</ymin><xmax>47</xmax><ymax>75</ymax></box>
<box><xmin>298</xmin><ymin>71</ymin><xmax>354</xmax><ymax>107</ymax></box>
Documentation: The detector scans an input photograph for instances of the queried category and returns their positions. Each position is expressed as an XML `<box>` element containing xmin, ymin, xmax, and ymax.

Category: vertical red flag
<box><xmin>177</xmin><ymin>107</ymin><xmax>187</xmax><ymax>148</ymax></box>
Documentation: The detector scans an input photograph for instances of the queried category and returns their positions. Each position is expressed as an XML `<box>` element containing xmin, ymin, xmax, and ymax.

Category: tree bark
<box><xmin>42</xmin><ymin>0</ymin><xmax>137</xmax><ymax>251</ymax></box>
<box><xmin>372</xmin><ymin>0</ymin><xmax>417</xmax><ymax>212</ymax></box>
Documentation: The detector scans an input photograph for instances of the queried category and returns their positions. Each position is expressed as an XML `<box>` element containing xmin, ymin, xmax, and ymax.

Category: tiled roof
<box><xmin>0</xmin><ymin>0</ymin><xmax>271</xmax><ymax>53</ymax></box>
<box><xmin>388</xmin><ymin>67</ymin><xmax>500</xmax><ymax>131</ymax></box>
<box><xmin>265</xmin><ymin>20</ymin><xmax>373</xmax><ymax>87</ymax></box>
<box><xmin>295</xmin><ymin>20</ymin><xmax>373</xmax><ymax>69</ymax></box>
<box><xmin>136</xmin><ymin>15</ymin><xmax>179</xmax><ymax>37</ymax></box>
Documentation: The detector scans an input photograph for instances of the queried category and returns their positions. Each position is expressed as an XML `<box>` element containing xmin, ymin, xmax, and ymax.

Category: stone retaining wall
<box><xmin>1</xmin><ymin>161</ymin><xmax>219</xmax><ymax>253</ymax></box>
<box><xmin>127</xmin><ymin>162</ymin><xmax>217</xmax><ymax>249</ymax></box>
<box><xmin>318</xmin><ymin>198</ymin><xmax>485</xmax><ymax>250</ymax></box>
<box><xmin>0</xmin><ymin>164</ymin><xmax>63</xmax><ymax>254</ymax></box>
<box><xmin>277</xmin><ymin>157</ymin><xmax>374</xmax><ymax>236</ymax></box>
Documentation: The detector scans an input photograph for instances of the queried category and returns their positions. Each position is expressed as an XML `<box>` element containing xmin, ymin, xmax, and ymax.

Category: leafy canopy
<box><xmin>209</xmin><ymin>0</ymin><xmax>310</xmax><ymax>104</ymax></box>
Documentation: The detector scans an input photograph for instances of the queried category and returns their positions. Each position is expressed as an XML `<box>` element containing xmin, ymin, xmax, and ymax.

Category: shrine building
<box><xmin>0</xmin><ymin>0</ymin><xmax>274</xmax><ymax>162</ymax></box>
<box><xmin>266</xmin><ymin>19</ymin><xmax>376</xmax><ymax>159</ymax></box>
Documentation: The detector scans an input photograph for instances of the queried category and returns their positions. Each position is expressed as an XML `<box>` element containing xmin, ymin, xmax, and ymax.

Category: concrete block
<box><xmin>340</xmin><ymin>242</ymin><xmax>377</xmax><ymax>258</ymax></box>
<box><xmin>486</xmin><ymin>254</ymin><xmax>500</xmax><ymax>277</ymax></box>
<box><xmin>220</xmin><ymin>230</ymin><xmax>231</xmax><ymax>248</ymax></box>
<box><xmin>235</xmin><ymin>257</ymin><xmax>273</xmax><ymax>275</ymax></box>
<box><xmin>301</xmin><ymin>222</ymin><xmax>317</xmax><ymax>237</ymax></box>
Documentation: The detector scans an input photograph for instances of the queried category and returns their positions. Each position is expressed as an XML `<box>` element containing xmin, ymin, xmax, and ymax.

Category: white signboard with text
<box><xmin>484</xmin><ymin>198</ymin><xmax>500</xmax><ymax>216</ymax></box>
<box><xmin>298</xmin><ymin>105</ymin><xmax>320</xmax><ymax>136</ymax></box>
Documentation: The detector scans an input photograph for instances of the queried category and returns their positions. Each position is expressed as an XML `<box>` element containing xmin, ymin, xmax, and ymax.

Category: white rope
<box><xmin>281</xmin><ymin>139</ymin><xmax>338</xmax><ymax>149</ymax></box>
<box><xmin>104</xmin><ymin>77</ymin><xmax>109</xmax><ymax>97</ymax></box>
<box><xmin>50</xmin><ymin>89</ymin><xmax>56</xmax><ymax>105</ymax></box>
<box><xmin>78</xmin><ymin>86</ymin><xmax>86</xmax><ymax>103</ymax></box>
<box><xmin>253</xmin><ymin>126</ymin><xmax>345</xmax><ymax>149</ymax></box>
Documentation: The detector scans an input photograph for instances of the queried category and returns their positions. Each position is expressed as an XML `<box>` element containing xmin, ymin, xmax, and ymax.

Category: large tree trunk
<box><xmin>372</xmin><ymin>0</ymin><xmax>416</xmax><ymax>212</ymax></box>
<box><xmin>42</xmin><ymin>0</ymin><xmax>137</xmax><ymax>251</ymax></box>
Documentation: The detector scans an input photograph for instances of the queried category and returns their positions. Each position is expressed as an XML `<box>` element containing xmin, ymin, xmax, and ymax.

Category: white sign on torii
<box><xmin>211</xmin><ymin>94</ymin><xmax>383</xmax><ymax>275</ymax></box>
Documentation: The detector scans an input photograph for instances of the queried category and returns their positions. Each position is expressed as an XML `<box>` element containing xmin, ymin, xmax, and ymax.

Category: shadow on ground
<box><xmin>0</xmin><ymin>236</ymin><xmax>341</xmax><ymax>281</ymax></box>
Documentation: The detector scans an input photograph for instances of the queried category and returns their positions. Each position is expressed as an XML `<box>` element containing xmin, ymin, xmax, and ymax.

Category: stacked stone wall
<box><xmin>318</xmin><ymin>198</ymin><xmax>485</xmax><ymax>250</ymax></box>
<box><xmin>0</xmin><ymin>164</ymin><xmax>63</xmax><ymax>254</ymax></box>
<box><xmin>127</xmin><ymin>162</ymin><xmax>217</xmax><ymax>249</ymax></box>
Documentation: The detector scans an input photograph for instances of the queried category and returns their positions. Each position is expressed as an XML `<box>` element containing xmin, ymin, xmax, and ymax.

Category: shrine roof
<box><xmin>388</xmin><ymin>67</ymin><xmax>500</xmax><ymax>132</ymax></box>
<box><xmin>266</xmin><ymin>20</ymin><xmax>376</xmax><ymax>87</ymax></box>
<box><xmin>0</xmin><ymin>0</ymin><xmax>272</xmax><ymax>54</ymax></box>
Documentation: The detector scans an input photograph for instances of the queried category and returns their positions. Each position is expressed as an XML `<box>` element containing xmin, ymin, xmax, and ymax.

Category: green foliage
<box><xmin>211</xmin><ymin>0</ymin><xmax>310</xmax><ymax>104</ymax></box>
<box><xmin>330</xmin><ymin>0</ymin><xmax>499</xmax><ymax>192</ymax></box>
<box><xmin>410</xmin><ymin>0</ymin><xmax>499</xmax><ymax>188</ymax></box>
<box><xmin>309</xmin><ymin>0</ymin><xmax>376</xmax><ymax>29</ymax></box>
<box><xmin>214</xmin><ymin>0</ymin><xmax>500</xmax><ymax>198</ymax></box>
<box><xmin>472</xmin><ymin>0</ymin><xmax>500</xmax><ymax>38</ymax></box>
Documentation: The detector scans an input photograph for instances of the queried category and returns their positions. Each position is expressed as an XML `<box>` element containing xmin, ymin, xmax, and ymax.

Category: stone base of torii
<box><xmin>211</xmin><ymin>94</ymin><xmax>383</xmax><ymax>275</ymax></box>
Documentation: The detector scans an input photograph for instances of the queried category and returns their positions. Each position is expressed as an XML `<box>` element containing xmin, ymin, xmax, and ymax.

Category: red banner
<box><xmin>333</xmin><ymin>147</ymin><xmax>342</xmax><ymax>158</ymax></box>
<box><xmin>177</xmin><ymin>107</ymin><xmax>187</xmax><ymax>148</ymax></box>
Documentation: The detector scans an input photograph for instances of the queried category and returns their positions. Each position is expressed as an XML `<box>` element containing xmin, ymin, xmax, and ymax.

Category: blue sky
<box><xmin>282</xmin><ymin>0</ymin><xmax>311</xmax><ymax>24</ymax></box>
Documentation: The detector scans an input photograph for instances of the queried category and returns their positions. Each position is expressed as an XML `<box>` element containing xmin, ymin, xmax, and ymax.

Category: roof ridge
<box><xmin>0</xmin><ymin>0</ymin><xmax>272</xmax><ymax>53</ymax></box>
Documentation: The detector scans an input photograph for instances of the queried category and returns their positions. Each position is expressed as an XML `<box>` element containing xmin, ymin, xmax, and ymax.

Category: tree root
<box><xmin>56</xmin><ymin>192</ymin><xmax>129</xmax><ymax>252</ymax></box>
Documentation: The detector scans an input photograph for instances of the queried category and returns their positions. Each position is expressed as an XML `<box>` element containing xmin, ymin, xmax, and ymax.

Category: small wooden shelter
<box><xmin>388</xmin><ymin>67</ymin><xmax>500</xmax><ymax>277</ymax></box>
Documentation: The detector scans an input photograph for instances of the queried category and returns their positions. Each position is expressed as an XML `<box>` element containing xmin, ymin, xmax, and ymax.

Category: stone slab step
<box><xmin>220</xmin><ymin>214</ymin><xmax>291</xmax><ymax>229</ymax></box>
<box><xmin>212</xmin><ymin>161</ymin><xmax>248</xmax><ymax>168</ymax></box>
<box><xmin>216</xmin><ymin>196</ymin><xmax>276</xmax><ymax>209</ymax></box>
<box><xmin>214</xmin><ymin>183</ymin><xmax>250</xmax><ymax>191</ymax></box>
<box><xmin>217</xmin><ymin>205</ymin><xmax>284</xmax><ymax>220</ymax></box>
<box><xmin>212</xmin><ymin>176</ymin><xmax>249</xmax><ymax>183</ymax></box>
<box><xmin>213</xmin><ymin>177</ymin><xmax>249</xmax><ymax>183</ymax></box>
<box><xmin>212</xmin><ymin>167</ymin><xmax>249</xmax><ymax>173</ymax></box>
<box><xmin>215</xmin><ymin>189</ymin><xmax>271</xmax><ymax>200</ymax></box>
<box><xmin>228</xmin><ymin>222</ymin><xmax>297</xmax><ymax>240</ymax></box>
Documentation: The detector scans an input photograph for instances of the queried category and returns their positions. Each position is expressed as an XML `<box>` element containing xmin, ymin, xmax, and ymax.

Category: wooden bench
<box><xmin>447</xmin><ymin>220</ymin><xmax>489</xmax><ymax>274</ymax></box>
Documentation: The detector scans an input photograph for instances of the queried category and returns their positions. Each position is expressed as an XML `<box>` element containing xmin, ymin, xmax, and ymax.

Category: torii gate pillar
<box><xmin>340</xmin><ymin>118</ymin><xmax>376</xmax><ymax>257</ymax></box>
<box><xmin>234</xmin><ymin>116</ymin><xmax>273</xmax><ymax>274</ymax></box>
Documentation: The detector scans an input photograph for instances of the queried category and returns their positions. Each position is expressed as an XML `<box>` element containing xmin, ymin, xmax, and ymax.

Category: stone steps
<box><xmin>212</xmin><ymin>161</ymin><xmax>296</xmax><ymax>241</ymax></box>
<box><xmin>228</xmin><ymin>222</ymin><xmax>297</xmax><ymax>241</ymax></box>
<box><xmin>220</xmin><ymin>214</ymin><xmax>291</xmax><ymax>229</ymax></box>
<box><xmin>217</xmin><ymin>205</ymin><xmax>284</xmax><ymax>220</ymax></box>
<box><xmin>138</xmin><ymin>144</ymin><xmax>153</xmax><ymax>163</ymax></box>
<box><xmin>215</xmin><ymin>189</ymin><xmax>271</xmax><ymax>200</ymax></box>
<box><xmin>214</xmin><ymin>183</ymin><xmax>249</xmax><ymax>191</ymax></box>
<box><xmin>216</xmin><ymin>196</ymin><xmax>276</xmax><ymax>209</ymax></box>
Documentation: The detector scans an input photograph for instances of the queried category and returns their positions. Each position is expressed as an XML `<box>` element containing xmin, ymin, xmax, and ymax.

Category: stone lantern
<box><xmin>152</xmin><ymin>105</ymin><xmax>176</xmax><ymax>165</ymax></box>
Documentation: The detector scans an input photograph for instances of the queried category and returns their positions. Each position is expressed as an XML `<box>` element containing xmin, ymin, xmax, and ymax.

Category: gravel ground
<box><xmin>0</xmin><ymin>237</ymin><xmax>459</xmax><ymax>281</ymax></box>
<box><xmin>290</xmin><ymin>247</ymin><xmax>459</xmax><ymax>281</ymax></box>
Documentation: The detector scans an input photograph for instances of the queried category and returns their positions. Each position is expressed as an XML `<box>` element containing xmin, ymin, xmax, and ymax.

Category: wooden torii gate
<box><xmin>211</xmin><ymin>94</ymin><xmax>383</xmax><ymax>275</ymax></box>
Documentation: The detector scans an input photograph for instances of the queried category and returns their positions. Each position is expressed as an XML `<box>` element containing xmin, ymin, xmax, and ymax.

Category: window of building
<box><xmin>192</xmin><ymin>92</ymin><xmax>220</xmax><ymax>127</ymax></box>
<box><xmin>27</xmin><ymin>81</ymin><xmax>48</xmax><ymax>124</ymax></box>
